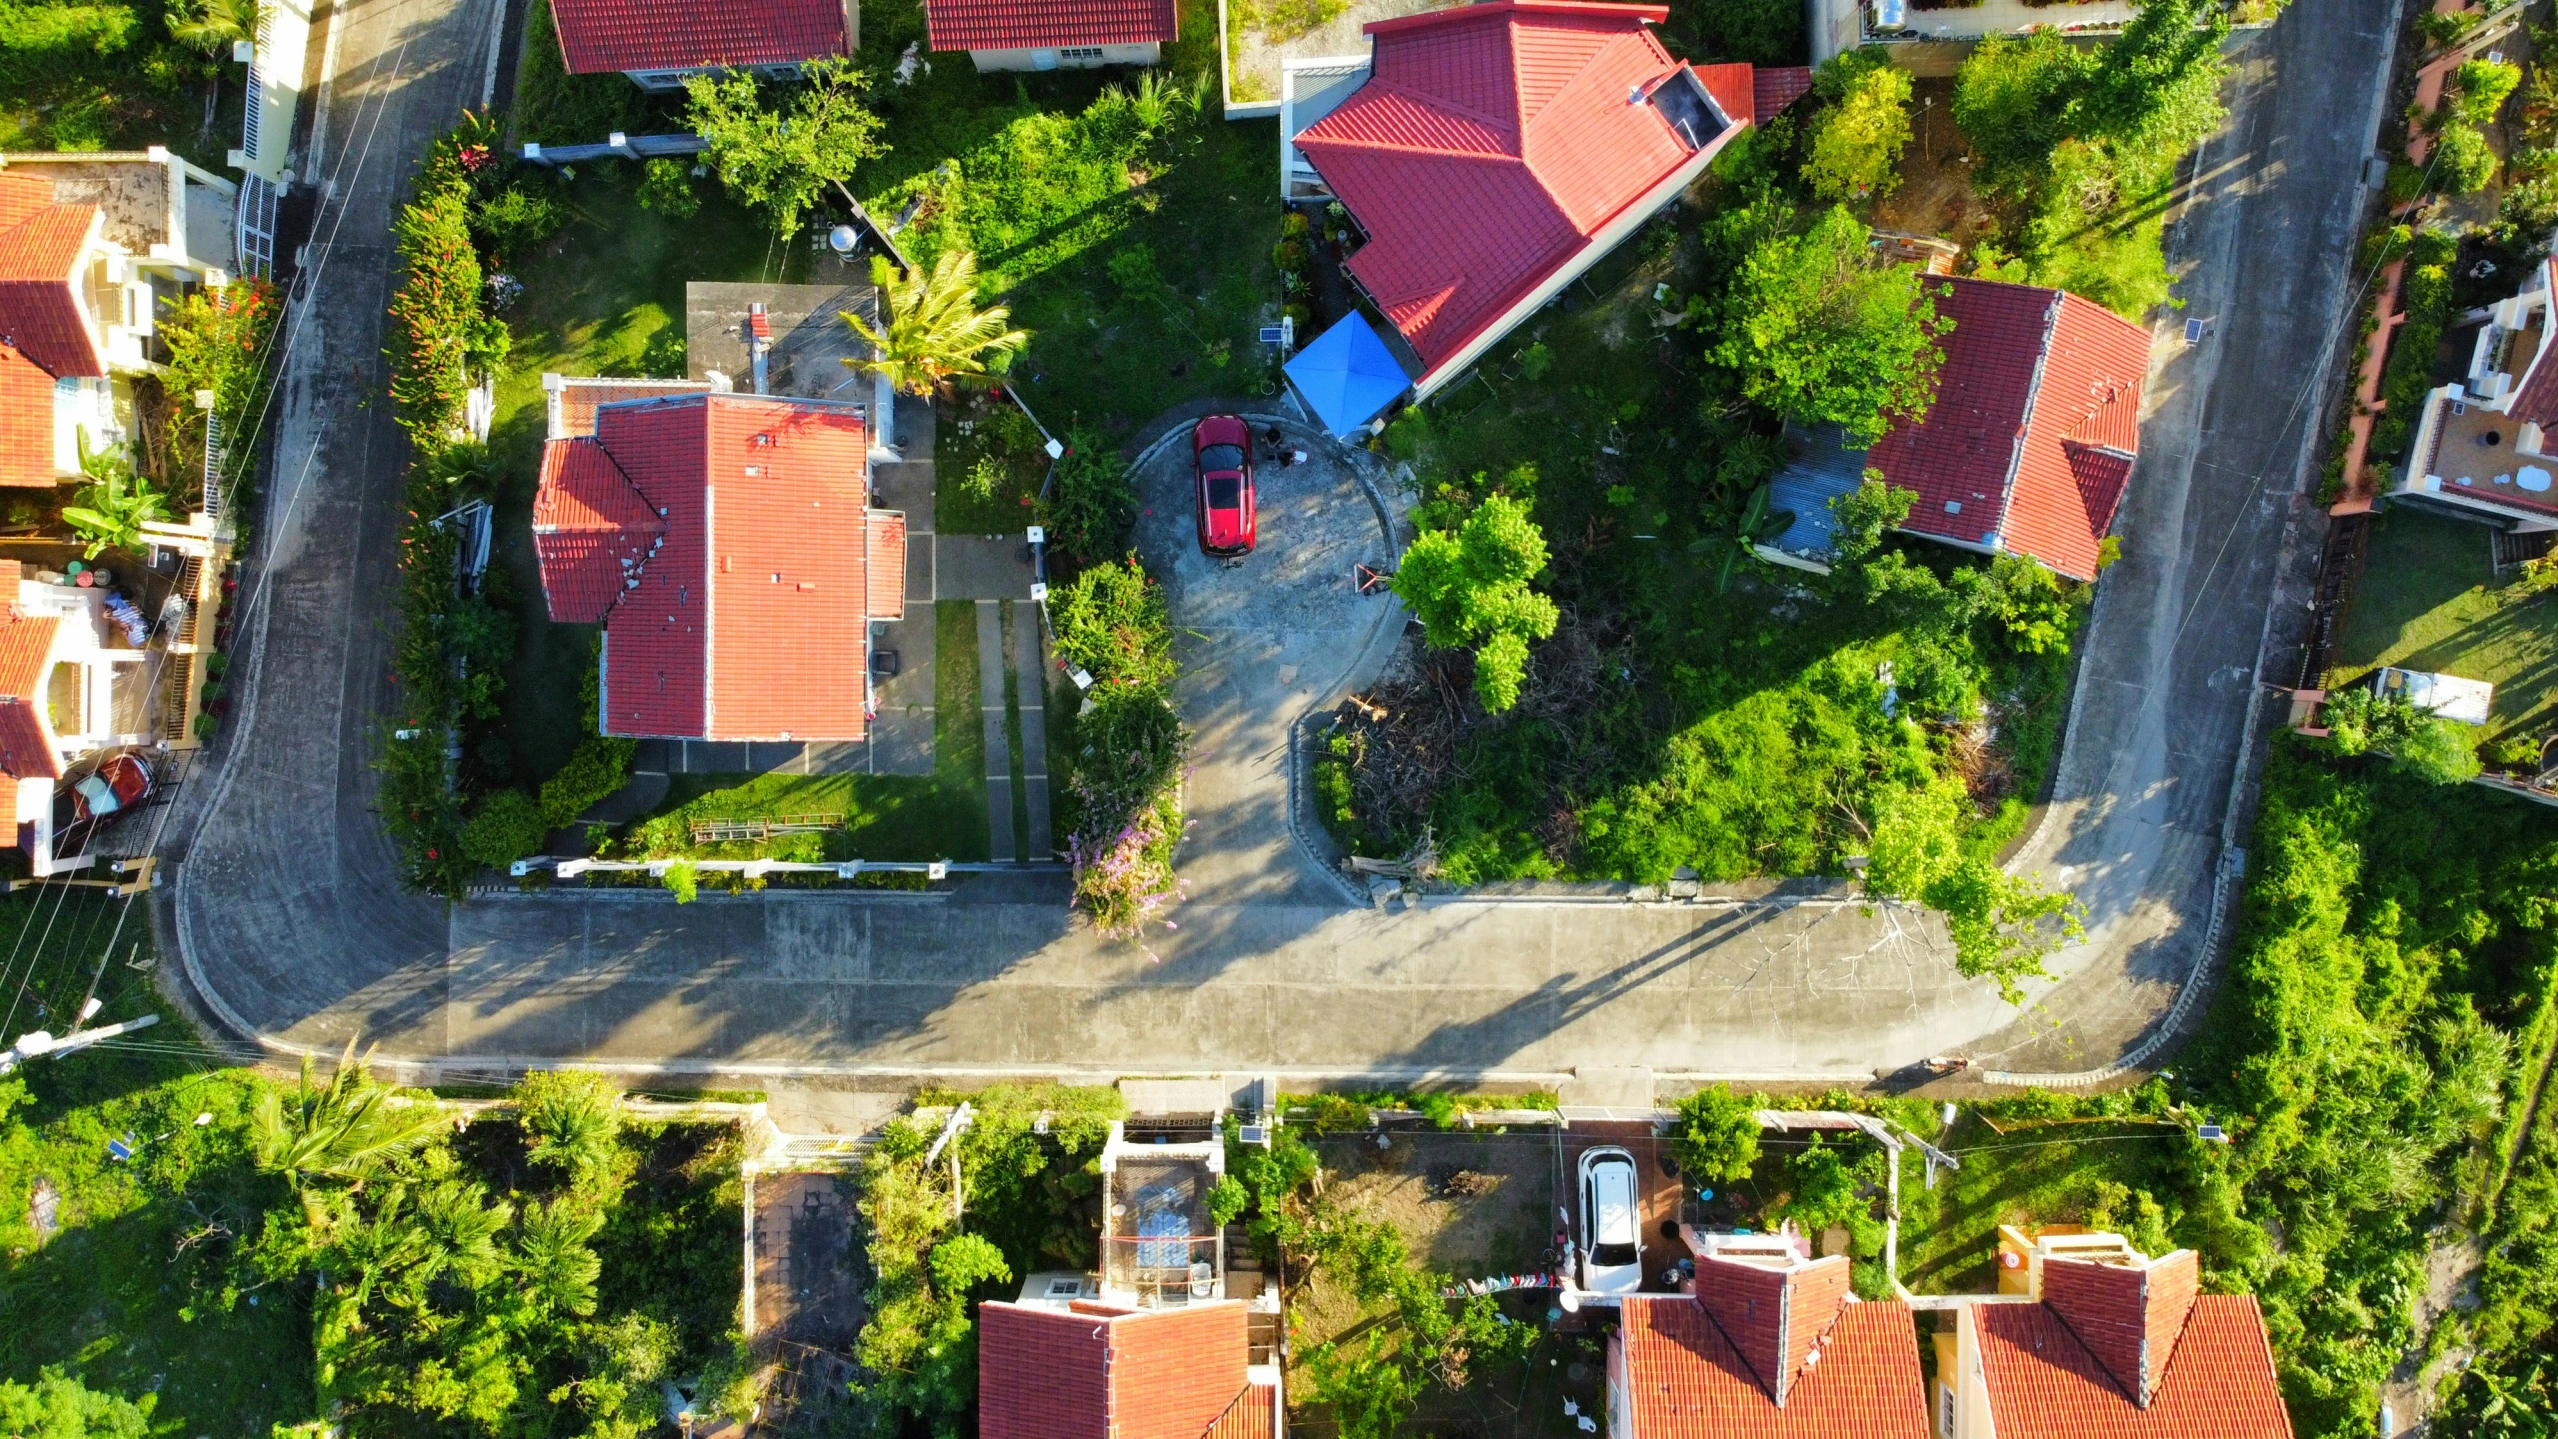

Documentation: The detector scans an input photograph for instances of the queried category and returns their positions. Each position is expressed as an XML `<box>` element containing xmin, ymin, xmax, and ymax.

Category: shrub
<box><xmin>637</xmin><ymin>157</ymin><xmax>702</xmax><ymax>217</ymax></box>
<box><xmin>1667</xmin><ymin>1083</ymin><xmax>1761</xmax><ymax>1184</ymax></box>
<box><xmin>1391</xmin><ymin>492</ymin><xmax>1562</xmax><ymax>712</ymax></box>
<box><xmin>1039</xmin><ymin>429</ymin><xmax>1137</xmax><ymax>569</ymax></box>
<box><xmin>2450</xmin><ymin>58</ymin><xmax>2522</xmax><ymax>127</ymax></box>
<box><xmin>1804</xmin><ymin>48</ymin><xmax>1914</xmax><ymax>201</ymax></box>
<box><xmin>2434</xmin><ymin>121</ymin><xmax>2501</xmax><ymax>193</ymax></box>
<box><xmin>472</xmin><ymin>185</ymin><xmax>565</xmax><ymax>260</ymax></box>
<box><xmin>1049</xmin><ymin>557</ymin><xmax>1176</xmax><ymax>692</ymax></box>
<box><xmin>2320</xmin><ymin>687</ymin><xmax>2482</xmax><ymax>784</ymax></box>
<box><xmin>541</xmin><ymin>735</ymin><xmax>637</xmax><ymax>827</ymax></box>
<box><xmin>459</xmin><ymin>788</ymin><xmax>550</xmax><ymax>869</ymax></box>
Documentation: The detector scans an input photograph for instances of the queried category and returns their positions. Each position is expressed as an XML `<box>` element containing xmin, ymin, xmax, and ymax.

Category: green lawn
<box><xmin>938</xmin><ymin>597</ymin><xmax>987</xmax><ymax>804</ymax></box>
<box><xmin>2329</xmin><ymin>507</ymin><xmax>2558</xmax><ymax>743</ymax></box>
<box><xmin>615</xmin><ymin>770</ymin><xmax>985</xmax><ymax>861</ymax></box>
<box><xmin>855</xmin><ymin>0</ymin><xmax>1283</xmax><ymax>443</ymax></box>
<box><xmin>0</xmin><ymin>908</ymin><xmax>313</xmax><ymax>1437</ymax></box>
<box><xmin>1891</xmin><ymin>1109</ymin><xmax>2191</xmax><ymax>1295</ymax></box>
<box><xmin>484</xmin><ymin>178</ymin><xmax>799</xmax><ymax>787</ymax></box>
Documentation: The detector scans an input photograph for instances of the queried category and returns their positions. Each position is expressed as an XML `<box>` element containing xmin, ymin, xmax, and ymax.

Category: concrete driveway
<box><xmin>1127</xmin><ymin>413</ymin><xmax>1405</xmax><ymax>905</ymax></box>
<box><xmin>159</xmin><ymin>0</ymin><xmax>2396</xmax><ymax>1092</ymax></box>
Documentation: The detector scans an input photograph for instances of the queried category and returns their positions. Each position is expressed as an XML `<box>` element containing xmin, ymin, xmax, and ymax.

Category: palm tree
<box><xmin>513</xmin><ymin>1068</ymin><xmax>623</xmax><ymax>1181</ymax></box>
<box><xmin>62</xmin><ymin>430</ymin><xmax>172</xmax><ymax>560</ymax></box>
<box><xmin>167</xmin><ymin>0</ymin><xmax>270</xmax><ymax>140</ymax></box>
<box><xmin>842</xmin><ymin>250</ymin><xmax>1030</xmax><ymax>396</ymax></box>
<box><xmin>514</xmin><ymin>1198</ymin><xmax>605</xmax><ymax>1317</ymax></box>
<box><xmin>250</xmin><ymin>1041</ymin><xmax>452</xmax><ymax>1186</ymax></box>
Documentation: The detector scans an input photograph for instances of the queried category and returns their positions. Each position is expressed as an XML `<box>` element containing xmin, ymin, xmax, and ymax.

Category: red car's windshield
<box><xmin>1199</xmin><ymin>443</ymin><xmax>1247</xmax><ymax>473</ymax></box>
<box><xmin>1206</xmin><ymin>474</ymin><xmax>1244</xmax><ymax>509</ymax></box>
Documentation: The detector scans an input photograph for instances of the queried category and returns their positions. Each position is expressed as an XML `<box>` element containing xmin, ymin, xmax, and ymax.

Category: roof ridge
<box><xmin>1986</xmin><ymin>285</ymin><xmax>2063</xmax><ymax>554</ymax></box>
<box><xmin>1190</xmin><ymin>1380</ymin><xmax>1258</xmax><ymax>1439</ymax></box>
<box><xmin>2031</xmin><ymin>1295</ymin><xmax>2139</xmax><ymax>1406</ymax></box>
<box><xmin>1516</xmin><ymin>30</ymin><xmax>1673</xmax><ymax>227</ymax></box>
<box><xmin>1684</xmin><ymin>1290</ymin><xmax>1784</xmax><ymax>1402</ymax></box>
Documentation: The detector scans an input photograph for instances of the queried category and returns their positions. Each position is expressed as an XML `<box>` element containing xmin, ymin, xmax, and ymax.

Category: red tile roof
<box><xmin>1691</xmin><ymin>1253</ymin><xmax>1853</xmax><ymax>1405</ymax></box>
<box><xmin>549</xmin><ymin>0</ymin><xmax>848</xmax><ymax>74</ymax></box>
<box><xmin>1687</xmin><ymin>62</ymin><xmax>1807</xmax><ymax>126</ymax></box>
<box><xmin>1297</xmin><ymin>3</ymin><xmax>1740</xmax><ymax>383</ymax></box>
<box><xmin>0</xmin><ymin>345</ymin><xmax>56</xmax><ymax>488</ymax></box>
<box><xmin>1976</xmin><ymin>1295</ymin><xmax>2293</xmax><ymax>1439</ymax></box>
<box><xmin>979</xmin><ymin>1300</ymin><xmax>1254</xmax><ymax>1439</ymax></box>
<box><xmin>1869</xmin><ymin>277</ymin><xmax>2150</xmax><ymax>580</ymax></box>
<box><xmin>0</xmin><ymin>174</ymin><xmax>104</xmax><ymax>384</ymax></box>
<box><xmin>923</xmin><ymin>0</ymin><xmax>1177</xmax><ymax>52</ymax></box>
<box><xmin>534</xmin><ymin>393</ymin><xmax>903</xmax><ymax>741</ymax></box>
<box><xmin>533</xmin><ymin>440</ymin><xmax>666</xmax><ymax>624</ymax></box>
<box><xmin>0</xmin><ymin>594</ymin><xmax>64</xmax><ymax>808</ymax></box>
<box><xmin>2041</xmin><ymin>1251</ymin><xmax>2197</xmax><ymax>1407</ymax></box>
<box><xmin>1618</xmin><ymin>1295</ymin><xmax>1929</xmax><ymax>1439</ymax></box>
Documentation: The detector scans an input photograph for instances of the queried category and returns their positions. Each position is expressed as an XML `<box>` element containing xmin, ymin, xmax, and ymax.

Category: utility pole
<box><xmin>924</xmin><ymin>1101</ymin><xmax>975</xmax><ymax>1220</ymax></box>
<box><xmin>0</xmin><ymin>1012</ymin><xmax>160</xmax><ymax>1075</ymax></box>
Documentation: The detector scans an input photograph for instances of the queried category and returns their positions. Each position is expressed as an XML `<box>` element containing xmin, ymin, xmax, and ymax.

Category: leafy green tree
<box><xmin>1705</xmin><ymin>202</ymin><xmax>1948</xmax><ymax>444</ymax></box>
<box><xmin>2321</xmin><ymin>688</ymin><xmax>2483</xmax><ymax>784</ymax></box>
<box><xmin>2450</xmin><ymin>57</ymin><xmax>2523</xmax><ymax>127</ymax></box>
<box><xmin>1951</xmin><ymin>30</ymin><xmax>2092</xmax><ymax>190</ymax></box>
<box><xmin>514</xmin><ymin>1067</ymin><xmax>624</xmax><ymax>1181</ymax></box>
<box><xmin>0</xmin><ymin>1371</ymin><xmax>152</xmax><ymax>1439</ymax></box>
<box><xmin>1039</xmin><ymin>427</ymin><xmax>1137</xmax><ymax>565</ymax></box>
<box><xmin>1667</xmin><ymin>1083</ymin><xmax>1761</xmax><ymax>1184</ymax></box>
<box><xmin>1781</xmin><ymin>1134</ymin><xmax>1859</xmax><ymax>1231</ymax></box>
<box><xmin>844</xmin><ymin>249</ymin><xmax>1031</xmax><ymax>395</ymax></box>
<box><xmin>2074</xmin><ymin>0</ymin><xmax>2230</xmax><ymax>187</ymax></box>
<box><xmin>252</xmin><ymin>1044</ymin><xmax>452</xmax><ymax>1185</ymax></box>
<box><xmin>1805</xmin><ymin>49</ymin><xmax>1914</xmax><ymax>201</ymax></box>
<box><xmin>685</xmin><ymin>56</ymin><xmax>885</xmax><ymax>233</ymax></box>
<box><xmin>2434</xmin><ymin>121</ymin><xmax>2502</xmax><ymax>193</ymax></box>
<box><xmin>1664</xmin><ymin>0</ymin><xmax>1802</xmax><ymax>66</ymax></box>
<box><xmin>1392</xmin><ymin>492</ymin><xmax>1561</xmax><ymax>712</ymax></box>
<box><xmin>1827</xmin><ymin>472</ymin><xmax>1915</xmax><ymax>570</ymax></box>
<box><xmin>1049</xmin><ymin>558</ymin><xmax>1176</xmax><ymax>694</ymax></box>
<box><xmin>1689</xmin><ymin>479</ymin><xmax>1796</xmax><ymax>593</ymax></box>
<box><xmin>62</xmin><ymin>431</ymin><xmax>170</xmax><ymax>559</ymax></box>
<box><xmin>1867</xmin><ymin>778</ymin><xmax>2084</xmax><ymax>1002</ymax></box>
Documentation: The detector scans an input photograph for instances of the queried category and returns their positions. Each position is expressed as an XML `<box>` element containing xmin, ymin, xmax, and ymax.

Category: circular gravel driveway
<box><xmin>1128</xmin><ymin>411</ymin><xmax>1408</xmax><ymax>906</ymax></box>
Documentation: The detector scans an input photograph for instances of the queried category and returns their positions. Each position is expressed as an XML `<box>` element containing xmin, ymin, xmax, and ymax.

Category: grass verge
<box><xmin>2329</xmin><ymin>506</ymin><xmax>2558</xmax><ymax>743</ymax></box>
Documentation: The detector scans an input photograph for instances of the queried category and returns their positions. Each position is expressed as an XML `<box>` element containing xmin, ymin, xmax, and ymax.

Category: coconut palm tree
<box><xmin>842</xmin><ymin>249</ymin><xmax>1030</xmax><ymax>396</ymax></box>
<box><xmin>250</xmin><ymin>1041</ymin><xmax>452</xmax><ymax>1186</ymax></box>
<box><xmin>513</xmin><ymin>1067</ymin><xmax>623</xmax><ymax>1181</ymax></box>
<box><xmin>167</xmin><ymin>0</ymin><xmax>270</xmax><ymax>140</ymax></box>
<box><xmin>62</xmin><ymin>430</ymin><xmax>172</xmax><ymax>560</ymax></box>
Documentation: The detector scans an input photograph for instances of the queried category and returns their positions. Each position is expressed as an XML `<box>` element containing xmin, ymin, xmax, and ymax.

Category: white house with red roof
<box><xmin>1285</xmin><ymin>1</ymin><xmax>1807</xmax><ymax>400</ymax></box>
<box><xmin>1763</xmin><ymin>276</ymin><xmax>2153</xmax><ymax>582</ymax></box>
<box><xmin>2392</xmin><ymin>254</ymin><xmax>2558</xmax><ymax>532</ymax></box>
<box><xmin>548</xmin><ymin>0</ymin><xmax>855</xmax><ymax>90</ymax></box>
<box><xmin>531</xmin><ymin>391</ymin><xmax>907</xmax><ymax>742</ymax></box>
<box><xmin>1610</xmin><ymin>1231</ymin><xmax>1929</xmax><ymax>1439</ymax></box>
<box><xmin>0</xmin><ymin>155</ymin><xmax>236</xmax><ymax>492</ymax></box>
<box><xmin>924</xmin><ymin>0</ymin><xmax>1176</xmax><ymax>70</ymax></box>
<box><xmin>1932</xmin><ymin>1229</ymin><xmax>2292</xmax><ymax>1439</ymax></box>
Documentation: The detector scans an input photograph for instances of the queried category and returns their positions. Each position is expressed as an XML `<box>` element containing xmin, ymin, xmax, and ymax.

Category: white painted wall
<box><xmin>967</xmin><ymin>41</ymin><xmax>1160</xmax><ymax>70</ymax></box>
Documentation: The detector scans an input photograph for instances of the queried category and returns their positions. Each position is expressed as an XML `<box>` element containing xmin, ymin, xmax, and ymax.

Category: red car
<box><xmin>1192</xmin><ymin>415</ymin><xmax>1257</xmax><ymax>556</ymax></box>
<box><xmin>70</xmin><ymin>754</ymin><xmax>150</xmax><ymax>824</ymax></box>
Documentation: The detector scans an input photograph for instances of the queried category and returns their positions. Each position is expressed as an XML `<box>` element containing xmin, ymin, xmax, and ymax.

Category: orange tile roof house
<box><xmin>979</xmin><ymin>1290</ymin><xmax>1282</xmax><ymax>1439</ymax></box>
<box><xmin>0</xmin><ymin>152</ymin><xmax>239</xmax><ymax>491</ymax></box>
<box><xmin>1610</xmin><ymin>1234</ymin><xmax>1930</xmax><ymax>1439</ymax></box>
<box><xmin>548</xmin><ymin>0</ymin><xmax>854</xmax><ymax>90</ymax></box>
<box><xmin>1932</xmin><ymin>1229</ymin><xmax>2293</xmax><ymax>1439</ymax></box>
<box><xmin>924</xmin><ymin>0</ymin><xmax>1177</xmax><ymax>70</ymax></box>
<box><xmin>1762</xmin><ymin>277</ymin><xmax>2152</xmax><ymax>582</ymax></box>
<box><xmin>2392</xmin><ymin>254</ymin><xmax>2558</xmax><ymax>532</ymax></box>
<box><xmin>1286</xmin><ymin>1</ymin><xmax>1806</xmax><ymax>400</ymax></box>
<box><xmin>531</xmin><ymin>392</ymin><xmax>906</xmax><ymax>742</ymax></box>
<box><xmin>0</xmin><ymin>560</ymin><xmax>171</xmax><ymax>875</ymax></box>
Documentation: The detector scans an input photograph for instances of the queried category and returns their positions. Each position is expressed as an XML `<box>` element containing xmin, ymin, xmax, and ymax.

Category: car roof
<box><xmin>1587</xmin><ymin>1152</ymin><xmax>1636</xmax><ymax>1245</ymax></box>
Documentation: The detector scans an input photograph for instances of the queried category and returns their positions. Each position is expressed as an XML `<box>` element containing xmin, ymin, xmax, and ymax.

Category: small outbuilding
<box><xmin>922</xmin><ymin>0</ymin><xmax>1177</xmax><ymax>71</ymax></box>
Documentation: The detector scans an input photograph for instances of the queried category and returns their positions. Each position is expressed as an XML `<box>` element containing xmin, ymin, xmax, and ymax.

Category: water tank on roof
<box><xmin>1875</xmin><ymin>0</ymin><xmax>1907</xmax><ymax>26</ymax></box>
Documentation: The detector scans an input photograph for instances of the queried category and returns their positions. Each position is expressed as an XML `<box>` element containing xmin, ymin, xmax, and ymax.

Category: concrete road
<box><xmin>162</xmin><ymin>0</ymin><xmax>2393</xmax><ymax>1087</ymax></box>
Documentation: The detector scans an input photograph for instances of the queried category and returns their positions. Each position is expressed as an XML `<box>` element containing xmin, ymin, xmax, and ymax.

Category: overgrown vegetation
<box><xmin>1049</xmin><ymin>559</ymin><xmax>1187</xmax><ymax>936</ymax></box>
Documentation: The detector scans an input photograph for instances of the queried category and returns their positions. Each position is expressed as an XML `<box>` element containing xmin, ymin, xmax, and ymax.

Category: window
<box><xmin>1207</xmin><ymin>475</ymin><xmax>1243</xmax><ymax>509</ymax></box>
<box><xmin>1592</xmin><ymin>1242</ymin><xmax>1637</xmax><ymax>1267</ymax></box>
<box><xmin>1045</xmin><ymin>1278</ymin><xmax>1083</xmax><ymax>1298</ymax></box>
<box><xmin>1939</xmin><ymin>1382</ymin><xmax>1956</xmax><ymax>1438</ymax></box>
<box><xmin>1062</xmin><ymin>46</ymin><xmax>1104</xmax><ymax>58</ymax></box>
<box><xmin>1199</xmin><ymin>443</ymin><xmax>1246</xmax><ymax>473</ymax></box>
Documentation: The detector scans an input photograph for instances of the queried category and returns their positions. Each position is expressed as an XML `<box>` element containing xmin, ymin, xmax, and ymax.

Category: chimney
<box><xmin>2040</xmin><ymin>1248</ymin><xmax>2198</xmax><ymax>1407</ymax></box>
<box><xmin>748</xmin><ymin>303</ymin><xmax>772</xmax><ymax>396</ymax></box>
<box><xmin>1691</xmin><ymin>1250</ymin><xmax>1852</xmax><ymax>1406</ymax></box>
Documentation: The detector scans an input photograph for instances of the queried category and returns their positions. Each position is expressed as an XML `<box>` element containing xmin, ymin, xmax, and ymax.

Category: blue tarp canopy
<box><xmin>1285</xmin><ymin>313</ymin><xmax>1410</xmax><ymax>438</ymax></box>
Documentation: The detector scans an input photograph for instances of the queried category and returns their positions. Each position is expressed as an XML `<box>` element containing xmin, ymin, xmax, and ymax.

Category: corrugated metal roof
<box><xmin>549</xmin><ymin>0</ymin><xmax>847</xmax><ymax>74</ymax></box>
<box><xmin>924</xmin><ymin>0</ymin><xmax>1178</xmax><ymax>50</ymax></box>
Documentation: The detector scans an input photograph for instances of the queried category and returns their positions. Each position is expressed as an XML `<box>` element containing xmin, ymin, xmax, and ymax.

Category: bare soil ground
<box><xmin>1866</xmin><ymin>79</ymin><xmax>2006</xmax><ymax>253</ymax></box>
<box><xmin>1291</xmin><ymin>1130</ymin><xmax>1563</xmax><ymax>1349</ymax></box>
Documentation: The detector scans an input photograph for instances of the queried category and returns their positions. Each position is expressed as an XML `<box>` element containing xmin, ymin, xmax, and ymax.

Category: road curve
<box><xmin>160</xmin><ymin>0</ymin><xmax>2395</xmax><ymax>1086</ymax></box>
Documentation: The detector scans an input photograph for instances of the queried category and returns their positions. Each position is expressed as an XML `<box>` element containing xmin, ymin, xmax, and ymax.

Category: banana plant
<box><xmin>62</xmin><ymin>429</ymin><xmax>173</xmax><ymax>559</ymax></box>
<box><xmin>1687</xmin><ymin>480</ymin><xmax>1796</xmax><ymax>594</ymax></box>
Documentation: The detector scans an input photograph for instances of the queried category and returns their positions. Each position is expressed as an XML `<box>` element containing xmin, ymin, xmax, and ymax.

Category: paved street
<box><xmin>163</xmin><ymin>0</ymin><xmax>2394</xmax><ymax>1087</ymax></box>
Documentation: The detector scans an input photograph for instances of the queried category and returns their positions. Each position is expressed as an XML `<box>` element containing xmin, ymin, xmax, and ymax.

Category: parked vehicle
<box><xmin>71</xmin><ymin>754</ymin><xmax>151</xmax><ymax>824</ymax></box>
<box><xmin>1192</xmin><ymin>414</ymin><xmax>1257</xmax><ymax>556</ymax></box>
<box><xmin>1576</xmin><ymin>1145</ymin><xmax>1642</xmax><ymax>1295</ymax></box>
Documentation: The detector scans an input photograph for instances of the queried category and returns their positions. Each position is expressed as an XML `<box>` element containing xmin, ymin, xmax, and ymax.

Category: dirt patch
<box><xmin>1866</xmin><ymin>79</ymin><xmax>2006</xmax><ymax>254</ymax></box>
<box><xmin>1291</xmin><ymin>1131</ymin><xmax>1561</xmax><ymax>1349</ymax></box>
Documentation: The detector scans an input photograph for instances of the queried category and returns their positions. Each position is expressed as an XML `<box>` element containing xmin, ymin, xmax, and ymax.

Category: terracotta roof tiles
<box><xmin>924</xmin><ymin>0</ymin><xmax>1178</xmax><ymax>51</ymax></box>
<box><xmin>0</xmin><ymin>345</ymin><xmax>56</xmax><ymax>488</ymax></box>
<box><xmin>0</xmin><ymin>180</ymin><xmax>103</xmax><ymax>382</ymax></box>
<box><xmin>978</xmin><ymin>1300</ymin><xmax>1253</xmax><ymax>1439</ymax></box>
<box><xmin>1870</xmin><ymin>277</ymin><xmax>2150</xmax><ymax>580</ymax></box>
<box><xmin>1618</xmin><ymin>1295</ymin><xmax>1929</xmax><ymax>1439</ymax></box>
<box><xmin>549</xmin><ymin>0</ymin><xmax>848</xmax><ymax>74</ymax></box>
<box><xmin>1977</xmin><ymin>1295</ymin><xmax>2292</xmax><ymax>1439</ymax></box>
<box><xmin>533</xmin><ymin>440</ymin><xmax>664</xmax><ymax>624</ymax></box>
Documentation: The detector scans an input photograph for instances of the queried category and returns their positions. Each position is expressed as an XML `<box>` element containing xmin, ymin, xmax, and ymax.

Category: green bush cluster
<box><xmin>2366</xmin><ymin>229</ymin><xmax>2458</xmax><ymax>461</ymax></box>
<box><xmin>1048</xmin><ymin>558</ymin><xmax>1187</xmax><ymax>936</ymax></box>
<box><xmin>1037</xmin><ymin>427</ymin><xmax>1137</xmax><ymax>571</ymax></box>
<box><xmin>157</xmin><ymin>275</ymin><xmax>282</xmax><ymax>531</ymax></box>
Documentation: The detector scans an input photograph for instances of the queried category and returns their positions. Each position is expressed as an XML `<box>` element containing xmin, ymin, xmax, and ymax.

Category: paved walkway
<box><xmin>1013</xmin><ymin>602</ymin><xmax>1052</xmax><ymax>860</ymax></box>
<box><xmin>160</xmin><ymin>0</ymin><xmax>2397</xmax><ymax>1087</ymax></box>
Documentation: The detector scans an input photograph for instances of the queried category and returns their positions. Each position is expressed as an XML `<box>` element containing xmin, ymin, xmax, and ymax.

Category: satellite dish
<box><xmin>828</xmin><ymin>224</ymin><xmax>859</xmax><ymax>254</ymax></box>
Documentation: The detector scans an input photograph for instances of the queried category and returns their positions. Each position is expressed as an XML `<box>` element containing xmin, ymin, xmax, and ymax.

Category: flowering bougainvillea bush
<box><xmin>1048</xmin><ymin>558</ymin><xmax>1187</xmax><ymax>937</ymax></box>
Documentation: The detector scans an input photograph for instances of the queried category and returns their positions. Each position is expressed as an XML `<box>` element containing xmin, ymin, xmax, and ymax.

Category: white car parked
<box><xmin>1577</xmin><ymin>1145</ymin><xmax>1643</xmax><ymax>1295</ymax></box>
